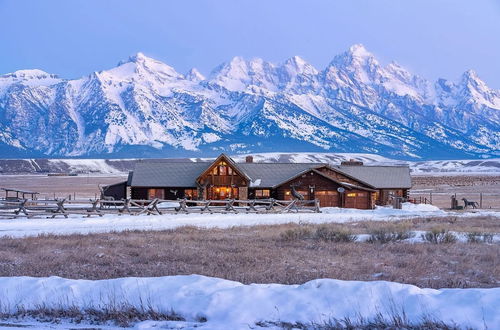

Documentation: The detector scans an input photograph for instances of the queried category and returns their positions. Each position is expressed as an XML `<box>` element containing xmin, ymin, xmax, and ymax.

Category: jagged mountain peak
<box><xmin>102</xmin><ymin>53</ymin><xmax>182</xmax><ymax>84</ymax></box>
<box><xmin>185</xmin><ymin>68</ymin><xmax>205</xmax><ymax>82</ymax></box>
<box><xmin>118</xmin><ymin>52</ymin><xmax>158</xmax><ymax>65</ymax></box>
<box><xmin>348</xmin><ymin>43</ymin><xmax>373</xmax><ymax>58</ymax></box>
<box><xmin>456</xmin><ymin>70</ymin><xmax>500</xmax><ymax>109</ymax></box>
<box><xmin>282</xmin><ymin>56</ymin><xmax>318</xmax><ymax>76</ymax></box>
<box><xmin>331</xmin><ymin>44</ymin><xmax>377</xmax><ymax>66</ymax></box>
<box><xmin>0</xmin><ymin>45</ymin><xmax>498</xmax><ymax>159</ymax></box>
<box><xmin>209</xmin><ymin>56</ymin><xmax>279</xmax><ymax>91</ymax></box>
<box><xmin>459</xmin><ymin>69</ymin><xmax>490</xmax><ymax>92</ymax></box>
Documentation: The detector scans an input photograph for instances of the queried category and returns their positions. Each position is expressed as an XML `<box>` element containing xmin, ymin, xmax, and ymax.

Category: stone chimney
<box><xmin>341</xmin><ymin>159</ymin><xmax>364</xmax><ymax>166</ymax></box>
<box><xmin>245</xmin><ymin>155</ymin><xmax>254</xmax><ymax>163</ymax></box>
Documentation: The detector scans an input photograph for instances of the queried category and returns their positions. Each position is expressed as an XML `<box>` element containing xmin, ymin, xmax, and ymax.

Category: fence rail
<box><xmin>0</xmin><ymin>198</ymin><xmax>321</xmax><ymax>219</ymax></box>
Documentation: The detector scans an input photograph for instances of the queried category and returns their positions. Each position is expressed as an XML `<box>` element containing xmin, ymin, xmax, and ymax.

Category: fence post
<box><xmin>430</xmin><ymin>192</ymin><xmax>432</xmax><ymax>204</ymax></box>
<box><xmin>480</xmin><ymin>193</ymin><xmax>483</xmax><ymax>208</ymax></box>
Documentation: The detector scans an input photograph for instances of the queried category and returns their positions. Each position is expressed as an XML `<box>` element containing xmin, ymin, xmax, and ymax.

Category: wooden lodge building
<box><xmin>106</xmin><ymin>154</ymin><xmax>411</xmax><ymax>209</ymax></box>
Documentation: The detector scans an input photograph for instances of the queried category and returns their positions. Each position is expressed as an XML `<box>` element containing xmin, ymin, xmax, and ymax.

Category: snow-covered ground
<box><xmin>0</xmin><ymin>203</ymin><xmax>498</xmax><ymax>238</ymax></box>
<box><xmin>0</xmin><ymin>274</ymin><xmax>498</xmax><ymax>329</ymax></box>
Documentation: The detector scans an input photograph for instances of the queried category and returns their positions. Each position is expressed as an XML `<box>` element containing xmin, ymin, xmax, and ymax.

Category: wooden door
<box><xmin>315</xmin><ymin>190</ymin><xmax>339</xmax><ymax>207</ymax></box>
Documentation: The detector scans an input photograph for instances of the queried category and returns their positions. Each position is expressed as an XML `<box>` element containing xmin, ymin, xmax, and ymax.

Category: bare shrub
<box><xmin>367</xmin><ymin>225</ymin><xmax>414</xmax><ymax>244</ymax></box>
<box><xmin>466</xmin><ymin>232</ymin><xmax>494</xmax><ymax>244</ymax></box>
<box><xmin>422</xmin><ymin>228</ymin><xmax>457</xmax><ymax>244</ymax></box>
<box><xmin>313</xmin><ymin>226</ymin><xmax>356</xmax><ymax>242</ymax></box>
<box><xmin>280</xmin><ymin>227</ymin><xmax>313</xmax><ymax>241</ymax></box>
<box><xmin>280</xmin><ymin>226</ymin><xmax>356</xmax><ymax>243</ymax></box>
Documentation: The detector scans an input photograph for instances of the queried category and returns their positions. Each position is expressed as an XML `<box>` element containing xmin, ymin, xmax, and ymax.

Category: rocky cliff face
<box><xmin>0</xmin><ymin>45</ymin><xmax>498</xmax><ymax>159</ymax></box>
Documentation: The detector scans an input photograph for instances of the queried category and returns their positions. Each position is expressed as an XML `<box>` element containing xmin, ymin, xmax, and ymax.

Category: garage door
<box><xmin>345</xmin><ymin>192</ymin><xmax>370</xmax><ymax>209</ymax></box>
<box><xmin>315</xmin><ymin>190</ymin><xmax>339</xmax><ymax>207</ymax></box>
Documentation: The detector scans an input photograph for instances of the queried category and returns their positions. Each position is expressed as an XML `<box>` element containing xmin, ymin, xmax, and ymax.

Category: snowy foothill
<box><xmin>0</xmin><ymin>203</ymin><xmax>498</xmax><ymax>238</ymax></box>
<box><xmin>0</xmin><ymin>274</ymin><xmax>498</xmax><ymax>329</ymax></box>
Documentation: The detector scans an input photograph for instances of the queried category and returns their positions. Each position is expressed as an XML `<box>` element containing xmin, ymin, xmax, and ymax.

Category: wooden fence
<box><xmin>0</xmin><ymin>198</ymin><xmax>321</xmax><ymax>219</ymax></box>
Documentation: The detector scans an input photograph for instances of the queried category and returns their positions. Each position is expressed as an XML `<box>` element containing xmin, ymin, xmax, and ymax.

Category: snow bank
<box><xmin>0</xmin><ymin>206</ymin><xmax>498</xmax><ymax>238</ymax></box>
<box><xmin>0</xmin><ymin>275</ymin><xmax>497</xmax><ymax>329</ymax></box>
<box><xmin>401</xmin><ymin>202</ymin><xmax>441</xmax><ymax>212</ymax></box>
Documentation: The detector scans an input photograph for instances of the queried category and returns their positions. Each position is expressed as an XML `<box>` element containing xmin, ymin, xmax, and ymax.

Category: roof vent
<box><xmin>245</xmin><ymin>155</ymin><xmax>254</xmax><ymax>163</ymax></box>
<box><xmin>341</xmin><ymin>159</ymin><xmax>363</xmax><ymax>166</ymax></box>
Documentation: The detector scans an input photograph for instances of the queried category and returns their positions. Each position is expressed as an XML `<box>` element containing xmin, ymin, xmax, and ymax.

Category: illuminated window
<box><xmin>219</xmin><ymin>164</ymin><xmax>227</xmax><ymax>175</ymax></box>
<box><xmin>184</xmin><ymin>189</ymin><xmax>198</xmax><ymax>199</ymax></box>
<box><xmin>346</xmin><ymin>193</ymin><xmax>356</xmax><ymax>197</ymax></box>
<box><xmin>212</xmin><ymin>161</ymin><xmax>234</xmax><ymax>176</ymax></box>
<box><xmin>255</xmin><ymin>189</ymin><xmax>270</xmax><ymax>198</ymax></box>
<box><xmin>148</xmin><ymin>189</ymin><xmax>165</xmax><ymax>199</ymax></box>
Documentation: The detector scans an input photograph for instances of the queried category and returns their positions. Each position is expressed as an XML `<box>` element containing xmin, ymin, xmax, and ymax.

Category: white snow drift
<box><xmin>0</xmin><ymin>275</ymin><xmax>498</xmax><ymax>329</ymax></box>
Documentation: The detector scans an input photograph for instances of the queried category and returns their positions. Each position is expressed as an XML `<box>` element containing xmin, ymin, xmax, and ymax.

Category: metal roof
<box><xmin>128</xmin><ymin>159</ymin><xmax>411</xmax><ymax>190</ymax></box>
<box><xmin>238</xmin><ymin>163</ymin><xmax>323</xmax><ymax>188</ymax></box>
<box><xmin>130</xmin><ymin>162</ymin><xmax>210</xmax><ymax>187</ymax></box>
<box><xmin>333</xmin><ymin>165</ymin><xmax>412</xmax><ymax>189</ymax></box>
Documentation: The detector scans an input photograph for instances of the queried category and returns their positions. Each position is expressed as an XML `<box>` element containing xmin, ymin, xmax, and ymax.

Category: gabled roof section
<box><xmin>238</xmin><ymin>163</ymin><xmax>324</xmax><ymax>188</ymax></box>
<box><xmin>317</xmin><ymin>165</ymin><xmax>376</xmax><ymax>189</ymax></box>
<box><xmin>270</xmin><ymin>168</ymin><xmax>376</xmax><ymax>191</ymax></box>
<box><xmin>196</xmin><ymin>153</ymin><xmax>251</xmax><ymax>182</ymax></box>
<box><xmin>130</xmin><ymin>162</ymin><xmax>210</xmax><ymax>187</ymax></box>
<box><xmin>333</xmin><ymin>165</ymin><xmax>412</xmax><ymax>189</ymax></box>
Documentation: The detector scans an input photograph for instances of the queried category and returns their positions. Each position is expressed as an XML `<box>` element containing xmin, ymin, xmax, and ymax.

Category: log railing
<box><xmin>0</xmin><ymin>198</ymin><xmax>321</xmax><ymax>218</ymax></box>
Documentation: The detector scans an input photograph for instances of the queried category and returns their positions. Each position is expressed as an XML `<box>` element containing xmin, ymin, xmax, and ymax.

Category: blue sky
<box><xmin>1</xmin><ymin>0</ymin><xmax>499</xmax><ymax>88</ymax></box>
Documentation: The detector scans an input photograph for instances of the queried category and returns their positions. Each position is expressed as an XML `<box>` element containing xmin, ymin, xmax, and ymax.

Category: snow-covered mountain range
<box><xmin>1</xmin><ymin>44</ymin><xmax>499</xmax><ymax>159</ymax></box>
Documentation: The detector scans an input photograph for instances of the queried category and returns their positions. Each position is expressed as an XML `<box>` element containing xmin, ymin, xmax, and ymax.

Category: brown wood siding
<box><xmin>275</xmin><ymin>170</ymin><xmax>342</xmax><ymax>207</ymax></box>
<box><xmin>103</xmin><ymin>182</ymin><xmax>127</xmax><ymax>200</ymax></box>
<box><xmin>377</xmin><ymin>189</ymin><xmax>406</xmax><ymax>205</ymax></box>
<box><xmin>131</xmin><ymin>187</ymin><xmax>148</xmax><ymax>200</ymax></box>
<box><xmin>198</xmin><ymin>165</ymin><xmax>247</xmax><ymax>187</ymax></box>
<box><xmin>317</xmin><ymin>167</ymin><xmax>371</xmax><ymax>188</ymax></box>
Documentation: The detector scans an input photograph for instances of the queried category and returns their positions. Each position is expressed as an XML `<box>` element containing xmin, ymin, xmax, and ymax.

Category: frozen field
<box><xmin>1</xmin><ymin>203</ymin><xmax>499</xmax><ymax>238</ymax></box>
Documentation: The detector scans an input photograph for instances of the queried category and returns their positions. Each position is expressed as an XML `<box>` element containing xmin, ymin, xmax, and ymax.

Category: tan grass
<box><xmin>0</xmin><ymin>219</ymin><xmax>498</xmax><ymax>289</ymax></box>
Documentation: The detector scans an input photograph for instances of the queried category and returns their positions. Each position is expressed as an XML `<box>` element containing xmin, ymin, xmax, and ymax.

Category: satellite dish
<box><xmin>337</xmin><ymin>187</ymin><xmax>345</xmax><ymax>193</ymax></box>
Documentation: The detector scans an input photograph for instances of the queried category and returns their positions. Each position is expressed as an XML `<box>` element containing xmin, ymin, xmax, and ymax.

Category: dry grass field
<box><xmin>0</xmin><ymin>217</ymin><xmax>498</xmax><ymax>289</ymax></box>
